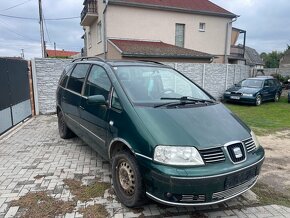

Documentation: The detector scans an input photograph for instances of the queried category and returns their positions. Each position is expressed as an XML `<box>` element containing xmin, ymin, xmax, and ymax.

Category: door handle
<box><xmin>79</xmin><ymin>106</ymin><xmax>85</xmax><ymax>110</ymax></box>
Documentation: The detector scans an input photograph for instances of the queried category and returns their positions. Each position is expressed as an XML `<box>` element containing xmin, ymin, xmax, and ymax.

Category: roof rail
<box><xmin>138</xmin><ymin>60</ymin><xmax>165</xmax><ymax>66</ymax></box>
<box><xmin>72</xmin><ymin>56</ymin><xmax>106</xmax><ymax>63</ymax></box>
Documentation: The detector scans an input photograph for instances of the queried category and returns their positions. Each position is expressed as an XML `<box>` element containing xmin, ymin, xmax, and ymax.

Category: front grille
<box><xmin>212</xmin><ymin>176</ymin><xmax>257</xmax><ymax>201</ymax></box>
<box><xmin>226</xmin><ymin>143</ymin><xmax>246</xmax><ymax>163</ymax></box>
<box><xmin>230</xmin><ymin>92</ymin><xmax>242</xmax><ymax>96</ymax></box>
<box><xmin>200</xmin><ymin>147</ymin><xmax>225</xmax><ymax>164</ymax></box>
<box><xmin>243</xmin><ymin>137</ymin><xmax>256</xmax><ymax>153</ymax></box>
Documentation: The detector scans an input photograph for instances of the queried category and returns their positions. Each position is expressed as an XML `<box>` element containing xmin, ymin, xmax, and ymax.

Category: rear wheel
<box><xmin>274</xmin><ymin>92</ymin><xmax>280</xmax><ymax>102</ymax></box>
<box><xmin>112</xmin><ymin>151</ymin><xmax>146</xmax><ymax>207</ymax></box>
<box><xmin>255</xmin><ymin>95</ymin><xmax>262</xmax><ymax>106</ymax></box>
<box><xmin>58</xmin><ymin>111</ymin><xmax>74</xmax><ymax>139</ymax></box>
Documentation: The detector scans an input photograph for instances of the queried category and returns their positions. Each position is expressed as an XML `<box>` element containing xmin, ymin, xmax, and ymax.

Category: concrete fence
<box><xmin>32</xmin><ymin>58</ymin><xmax>251</xmax><ymax>115</ymax></box>
<box><xmin>263</xmin><ymin>68</ymin><xmax>290</xmax><ymax>77</ymax></box>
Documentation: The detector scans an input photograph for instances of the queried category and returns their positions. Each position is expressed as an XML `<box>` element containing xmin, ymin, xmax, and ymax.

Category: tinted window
<box><xmin>67</xmin><ymin>64</ymin><xmax>90</xmax><ymax>94</ymax></box>
<box><xmin>84</xmin><ymin>65</ymin><xmax>111</xmax><ymax>100</ymax></box>
<box><xmin>268</xmin><ymin>80</ymin><xmax>275</xmax><ymax>87</ymax></box>
<box><xmin>264</xmin><ymin>80</ymin><xmax>269</xmax><ymax>87</ymax></box>
<box><xmin>59</xmin><ymin>64</ymin><xmax>73</xmax><ymax>88</ymax></box>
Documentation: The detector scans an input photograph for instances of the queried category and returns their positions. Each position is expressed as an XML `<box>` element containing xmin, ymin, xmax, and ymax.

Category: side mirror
<box><xmin>87</xmin><ymin>95</ymin><xmax>106</xmax><ymax>105</ymax></box>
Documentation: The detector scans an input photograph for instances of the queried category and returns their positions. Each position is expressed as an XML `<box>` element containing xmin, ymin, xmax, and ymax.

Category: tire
<box><xmin>112</xmin><ymin>151</ymin><xmax>146</xmax><ymax>207</ymax></box>
<box><xmin>274</xmin><ymin>93</ymin><xmax>280</xmax><ymax>102</ymax></box>
<box><xmin>58</xmin><ymin>111</ymin><xmax>74</xmax><ymax>139</ymax></box>
<box><xmin>255</xmin><ymin>95</ymin><xmax>262</xmax><ymax>106</ymax></box>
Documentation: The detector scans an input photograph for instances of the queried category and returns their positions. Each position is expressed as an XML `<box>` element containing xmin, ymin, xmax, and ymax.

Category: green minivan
<box><xmin>56</xmin><ymin>58</ymin><xmax>265</xmax><ymax>207</ymax></box>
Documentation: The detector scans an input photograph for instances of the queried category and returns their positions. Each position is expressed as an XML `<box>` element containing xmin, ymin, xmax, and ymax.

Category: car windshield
<box><xmin>114</xmin><ymin>66</ymin><xmax>211</xmax><ymax>104</ymax></box>
<box><xmin>238</xmin><ymin>79</ymin><xmax>263</xmax><ymax>88</ymax></box>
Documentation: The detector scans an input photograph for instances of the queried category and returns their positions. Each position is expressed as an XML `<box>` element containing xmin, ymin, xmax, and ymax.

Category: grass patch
<box><xmin>79</xmin><ymin>204</ymin><xmax>108</xmax><ymax>218</ymax></box>
<box><xmin>11</xmin><ymin>192</ymin><xmax>76</xmax><ymax>218</ymax></box>
<box><xmin>252</xmin><ymin>182</ymin><xmax>290</xmax><ymax>207</ymax></box>
<box><xmin>225</xmin><ymin>97</ymin><xmax>290</xmax><ymax>135</ymax></box>
<box><xmin>63</xmin><ymin>179</ymin><xmax>110</xmax><ymax>202</ymax></box>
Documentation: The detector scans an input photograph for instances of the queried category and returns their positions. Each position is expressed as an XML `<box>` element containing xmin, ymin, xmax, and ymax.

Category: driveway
<box><xmin>0</xmin><ymin>115</ymin><xmax>289</xmax><ymax>218</ymax></box>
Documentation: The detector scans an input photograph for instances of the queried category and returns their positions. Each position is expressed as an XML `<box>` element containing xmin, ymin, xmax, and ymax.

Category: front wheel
<box><xmin>112</xmin><ymin>151</ymin><xmax>146</xmax><ymax>207</ymax></box>
<box><xmin>255</xmin><ymin>95</ymin><xmax>262</xmax><ymax>106</ymax></box>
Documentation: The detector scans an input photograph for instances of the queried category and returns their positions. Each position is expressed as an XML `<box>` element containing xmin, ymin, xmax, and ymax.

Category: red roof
<box><xmin>46</xmin><ymin>50</ymin><xmax>79</xmax><ymax>57</ymax></box>
<box><xmin>109</xmin><ymin>0</ymin><xmax>235</xmax><ymax>17</ymax></box>
<box><xmin>109</xmin><ymin>39</ymin><xmax>213</xmax><ymax>59</ymax></box>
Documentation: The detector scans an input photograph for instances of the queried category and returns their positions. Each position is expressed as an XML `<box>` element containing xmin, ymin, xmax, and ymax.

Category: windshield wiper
<box><xmin>154</xmin><ymin>96</ymin><xmax>215</xmax><ymax>108</ymax></box>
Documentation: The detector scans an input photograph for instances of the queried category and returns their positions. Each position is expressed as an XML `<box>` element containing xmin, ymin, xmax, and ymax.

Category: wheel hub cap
<box><xmin>118</xmin><ymin>161</ymin><xmax>135</xmax><ymax>195</ymax></box>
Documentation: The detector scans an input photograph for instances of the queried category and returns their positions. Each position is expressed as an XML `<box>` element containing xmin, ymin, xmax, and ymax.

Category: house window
<box><xmin>175</xmin><ymin>23</ymin><xmax>185</xmax><ymax>48</ymax></box>
<box><xmin>199</xmin><ymin>22</ymin><xmax>206</xmax><ymax>32</ymax></box>
<box><xmin>97</xmin><ymin>21</ymin><xmax>102</xmax><ymax>43</ymax></box>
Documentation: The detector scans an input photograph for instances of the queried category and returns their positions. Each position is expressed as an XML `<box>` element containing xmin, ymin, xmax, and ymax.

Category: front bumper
<box><xmin>224</xmin><ymin>94</ymin><xmax>256</xmax><ymax>104</ymax></box>
<box><xmin>138</xmin><ymin>148</ymin><xmax>265</xmax><ymax>206</ymax></box>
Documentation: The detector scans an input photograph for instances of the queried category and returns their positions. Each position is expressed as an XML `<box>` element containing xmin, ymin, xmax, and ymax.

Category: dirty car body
<box><xmin>56</xmin><ymin>58</ymin><xmax>265</xmax><ymax>207</ymax></box>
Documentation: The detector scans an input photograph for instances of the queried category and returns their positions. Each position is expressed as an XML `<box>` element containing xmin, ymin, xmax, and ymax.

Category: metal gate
<box><xmin>0</xmin><ymin>58</ymin><xmax>32</xmax><ymax>135</ymax></box>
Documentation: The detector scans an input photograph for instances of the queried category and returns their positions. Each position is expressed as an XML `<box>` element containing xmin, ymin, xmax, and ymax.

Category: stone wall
<box><xmin>164</xmin><ymin>63</ymin><xmax>250</xmax><ymax>99</ymax></box>
<box><xmin>263</xmin><ymin>68</ymin><xmax>290</xmax><ymax>77</ymax></box>
<box><xmin>32</xmin><ymin>58</ymin><xmax>72</xmax><ymax>114</ymax></box>
<box><xmin>32</xmin><ymin>58</ymin><xmax>250</xmax><ymax>114</ymax></box>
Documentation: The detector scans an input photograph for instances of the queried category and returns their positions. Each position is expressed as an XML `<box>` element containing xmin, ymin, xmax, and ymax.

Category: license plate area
<box><xmin>225</xmin><ymin>167</ymin><xmax>257</xmax><ymax>189</ymax></box>
<box><xmin>230</xmin><ymin>96</ymin><xmax>240</xmax><ymax>100</ymax></box>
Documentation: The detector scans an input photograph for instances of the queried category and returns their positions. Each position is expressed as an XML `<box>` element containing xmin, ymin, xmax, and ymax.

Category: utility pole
<box><xmin>54</xmin><ymin>42</ymin><xmax>56</xmax><ymax>56</ymax></box>
<box><xmin>21</xmin><ymin>49</ymin><xmax>25</xmax><ymax>59</ymax></box>
<box><xmin>38</xmin><ymin>0</ymin><xmax>45</xmax><ymax>58</ymax></box>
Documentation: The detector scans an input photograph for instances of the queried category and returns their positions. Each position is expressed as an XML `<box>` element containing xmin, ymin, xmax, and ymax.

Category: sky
<box><xmin>0</xmin><ymin>0</ymin><xmax>289</xmax><ymax>59</ymax></box>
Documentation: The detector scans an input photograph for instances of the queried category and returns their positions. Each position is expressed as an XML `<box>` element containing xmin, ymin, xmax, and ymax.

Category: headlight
<box><xmin>243</xmin><ymin>93</ymin><xmax>253</xmax><ymax>97</ymax></box>
<box><xmin>224</xmin><ymin>91</ymin><xmax>231</xmax><ymax>95</ymax></box>
<box><xmin>251</xmin><ymin>131</ymin><xmax>261</xmax><ymax>149</ymax></box>
<box><xmin>154</xmin><ymin>146</ymin><xmax>204</xmax><ymax>166</ymax></box>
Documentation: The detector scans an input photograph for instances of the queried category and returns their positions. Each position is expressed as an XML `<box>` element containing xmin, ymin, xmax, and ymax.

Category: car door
<box><xmin>62</xmin><ymin>64</ymin><xmax>90</xmax><ymax>134</ymax></box>
<box><xmin>268</xmin><ymin>79</ymin><xmax>277</xmax><ymax>99</ymax></box>
<box><xmin>261</xmin><ymin>80</ymin><xmax>271</xmax><ymax>100</ymax></box>
<box><xmin>79</xmin><ymin>65</ymin><xmax>112</xmax><ymax>156</ymax></box>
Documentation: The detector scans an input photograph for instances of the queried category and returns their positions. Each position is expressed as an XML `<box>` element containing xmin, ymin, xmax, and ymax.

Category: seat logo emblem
<box><xmin>233</xmin><ymin>147</ymin><xmax>243</xmax><ymax>158</ymax></box>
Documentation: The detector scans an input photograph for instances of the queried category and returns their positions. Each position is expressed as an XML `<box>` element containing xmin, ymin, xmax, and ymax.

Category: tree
<box><xmin>260</xmin><ymin>51</ymin><xmax>284</xmax><ymax>68</ymax></box>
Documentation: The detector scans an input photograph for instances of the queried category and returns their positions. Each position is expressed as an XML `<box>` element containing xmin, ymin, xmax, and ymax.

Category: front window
<box><xmin>114</xmin><ymin>66</ymin><xmax>211</xmax><ymax>105</ymax></box>
<box><xmin>238</xmin><ymin>79</ymin><xmax>263</xmax><ymax>88</ymax></box>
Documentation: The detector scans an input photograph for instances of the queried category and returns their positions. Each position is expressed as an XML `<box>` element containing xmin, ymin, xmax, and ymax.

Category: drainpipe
<box><xmin>103</xmin><ymin>0</ymin><xmax>108</xmax><ymax>59</ymax></box>
<box><xmin>224</xmin><ymin>16</ymin><xmax>238</xmax><ymax>64</ymax></box>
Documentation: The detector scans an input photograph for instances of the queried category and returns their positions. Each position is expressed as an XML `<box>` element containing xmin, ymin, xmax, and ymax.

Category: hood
<box><xmin>227</xmin><ymin>86</ymin><xmax>260</xmax><ymax>94</ymax></box>
<box><xmin>134</xmin><ymin>103</ymin><xmax>251</xmax><ymax>149</ymax></box>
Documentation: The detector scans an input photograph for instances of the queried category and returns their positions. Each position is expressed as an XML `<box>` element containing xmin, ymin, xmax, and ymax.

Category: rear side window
<box><xmin>67</xmin><ymin>64</ymin><xmax>90</xmax><ymax>94</ymax></box>
<box><xmin>84</xmin><ymin>65</ymin><xmax>111</xmax><ymax>100</ymax></box>
<box><xmin>59</xmin><ymin>64</ymin><xmax>73</xmax><ymax>88</ymax></box>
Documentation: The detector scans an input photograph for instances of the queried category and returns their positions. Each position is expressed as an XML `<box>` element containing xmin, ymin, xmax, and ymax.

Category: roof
<box><xmin>280</xmin><ymin>49</ymin><xmax>290</xmax><ymax>68</ymax></box>
<box><xmin>109</xmin><ymin>0</ymin><xmax>236</xmax><ymax>18</ymax></box>
<box><xmin>244</xmin><ymin>46</ymin><xmax>264</xmax><ymax>66</ymax></box>
<box><xmin>46</xmin><ymin>50</ymin><xmax>80</xmax><ymax>57</ymax></box>
<box><xmin>108</xmin><ymin>39</ymin><xmax>214</xmax><ymax>59</ymax></box>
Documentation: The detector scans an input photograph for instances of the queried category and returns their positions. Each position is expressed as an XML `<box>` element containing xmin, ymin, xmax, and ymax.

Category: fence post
<box><xmin>202</xmin><ymin>64</ymin><xmax>205</xmax><ymax>88</ymax></box>
<box><xmin>31</xmin><ymin>59</ymin><xmax>40</xmax><ymax>115</ymax></box>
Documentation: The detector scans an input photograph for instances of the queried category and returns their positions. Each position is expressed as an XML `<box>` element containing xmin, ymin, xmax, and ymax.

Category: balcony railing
<box><xmin>81</xmin><ymin>0</ymin><xmax>98</xmax><ymax>26</ymax></box>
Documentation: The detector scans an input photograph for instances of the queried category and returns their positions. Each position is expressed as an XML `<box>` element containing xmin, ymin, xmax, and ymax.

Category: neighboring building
<box><xmin>45</xmin><ymin>50</ymin><xmax>80</xmax><ymax>58</ymax></box>
<box><xmin>244</xmin><ymin>46</ymin><xmax>264</xmax><ymax>70</ymax></box>
<box><xmin>280</xmin><ymin>49</ymin><xmax>290</xmax><ymax>68</ymax></box>
<box><xmin>80</xmin><ymin>0</ymin><xmax>239</xmax><ymax>63</ymax></box>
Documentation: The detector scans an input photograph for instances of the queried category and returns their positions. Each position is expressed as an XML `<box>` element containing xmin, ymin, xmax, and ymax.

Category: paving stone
<box><xmin>4</xmin><ymin>206</ymin><xmax>18</xmax><ymax>218</ymax></box>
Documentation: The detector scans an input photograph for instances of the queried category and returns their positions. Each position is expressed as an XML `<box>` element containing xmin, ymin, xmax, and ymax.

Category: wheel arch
<box><xmin>109</xmin><ymin>138</ymin><xmax>135</xmax><ymax>160</ymax></box>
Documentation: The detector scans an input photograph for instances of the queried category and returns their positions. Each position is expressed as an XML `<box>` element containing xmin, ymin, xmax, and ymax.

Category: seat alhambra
<box><xmin>56</xmin><ymin>57</ymin><xmax>265</xmax><ymax>207</ymax></box>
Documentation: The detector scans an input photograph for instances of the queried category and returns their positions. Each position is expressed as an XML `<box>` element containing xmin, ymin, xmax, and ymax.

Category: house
<box><xmin>244</xmin><ymin>46</ymin><xmax>264</xmax><ymax>72</ymax></box>
<box><xmin>45</xmin><ymin>49</ymin><xmax>80</xmax><ymax>58</ymax></box>
<box><xmin>228</xmin><ymin>27</ymin><xmax>247</xmax><ymax>65</ymax></box>
<box><xmin>80</xmin><ymin>0</ymin><xmax>239</xmax><ymax>63</ymax></box>
<box><xmin>280</xmin><ymin>49</ymin><xmax>290</xmax><ymax>68</ymax></box>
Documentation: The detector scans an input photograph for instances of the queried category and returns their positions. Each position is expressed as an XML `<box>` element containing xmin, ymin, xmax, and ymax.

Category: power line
<box><xmin>43</xmin><ymin>12</ymin><xmax>51</xmax><ymax>43</ymax></box>
<box><xmin>0</xmin><ymin>13</ymin><xmax>79</xmax><ymax>21</ymax></box>
<box><xmin>0</xmin><ymin>19</ymin><xmax>39</xmax><ymax>42</ymax></box>
<box><xmin>0</xmin><ymin>0</ymin><xmax>34</xmax><ymax>12</ymax></box>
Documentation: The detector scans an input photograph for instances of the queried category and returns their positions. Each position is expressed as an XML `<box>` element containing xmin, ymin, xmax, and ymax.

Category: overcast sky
<box><xmin>0</xmin><ymin>0</ymin><xmax>289</xmax><ymax>59</ymax></box>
